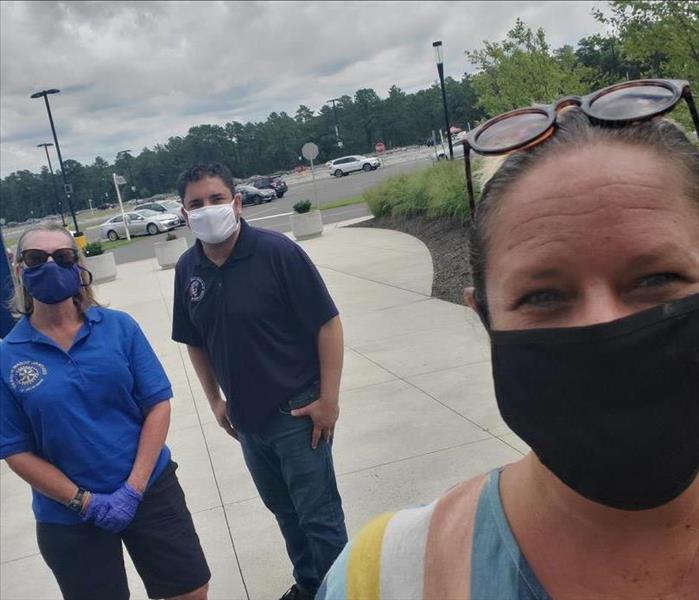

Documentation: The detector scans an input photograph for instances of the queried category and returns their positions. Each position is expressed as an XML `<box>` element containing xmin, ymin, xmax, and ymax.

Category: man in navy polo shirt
<box><xmin>172</xmin><ymin>163</ymin><xmax>347</xmax><ymax>600</ymax></box>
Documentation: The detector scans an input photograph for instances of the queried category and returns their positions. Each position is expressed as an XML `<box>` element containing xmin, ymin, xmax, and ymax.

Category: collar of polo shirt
<box><xmin>193</xmin><ymin>218</ymin><xmax>258</xmax><ymax>268</ymax></box>
<box><xmin>4</xmin><ymin>306</ymin><xmax>103</xmax><ymax>344</ymax></box>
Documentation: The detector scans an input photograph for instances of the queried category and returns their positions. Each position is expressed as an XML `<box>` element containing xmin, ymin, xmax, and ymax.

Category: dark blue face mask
<box><xmin>22</xmin><ymin>261</ymin><xmax>84</xmax><ymax>305</ymax></box>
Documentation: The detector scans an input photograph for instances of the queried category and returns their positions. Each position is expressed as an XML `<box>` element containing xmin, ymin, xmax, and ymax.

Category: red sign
<box><xmin>375</xmin><ymin>142</ymin><xmax>385</xmax><ymax>154</ymax></box>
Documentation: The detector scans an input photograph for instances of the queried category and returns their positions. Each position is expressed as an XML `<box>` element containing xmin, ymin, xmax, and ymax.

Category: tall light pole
<box><xmin>30</xmin><ymin>89</ymin><xmax>80</xmax><ymax>233</ymax></box>
<box><xmin>37</xmin><ymin>143</ymin><xmax>66</xmax><ymax>226</ymax></box>
<box><xmin>326</xmin><ymin>97</ymin><xmax>343</xmax><ymax>148</ymax></box>
<box><xmin>433</xmin><ymin>41</ymin><xmax>454</xmax><ymax>160</ymax></box>
<box><xmin>118</xmin><ymin>149</ymin><xmax>137</xmax><ymax>193</ymax></box>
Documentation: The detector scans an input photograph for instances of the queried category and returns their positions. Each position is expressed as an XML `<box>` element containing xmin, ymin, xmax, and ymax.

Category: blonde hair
<box><xmin>475</xmin><ymin>154</ymin><xmax>508</xmax><ymax>192</ymax></box>
<box><xmin>10</xmin><ymin>220</ymin><xmax>100</xmax><ymax>316</ymax></box>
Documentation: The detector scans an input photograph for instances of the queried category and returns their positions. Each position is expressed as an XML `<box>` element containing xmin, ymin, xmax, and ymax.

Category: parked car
<box><xmin>249</xmin><ymin>176</ymin><xmax>288</xmax><ymax>198</ymax></box>
<box><xmin>328</xmin><ymin>155</ymin><xmax>380</xmax><ymax>177</ymax></box>
<box><xmin>433</xmin><ymin>143</ymin><xmax>466</xmax><ymax>161</ymax></box>
<box><xmin>236</xmin><ymin>185</ymin><xmax>276</xmax><ymax>205</ymax></box>
<box><xmin>135</xmin><ymin>200</ymin><xmax>185</xmax><ymax>225</ymax></box>
<box><xmin>99</xmin><ymin>210</ymin><xmax>179</xmax><ymax>241</ymax></box>
<box><xmin>98</xmin><ymin>203</ymin><xmax>115</xmax><ymax>210</ymax></box>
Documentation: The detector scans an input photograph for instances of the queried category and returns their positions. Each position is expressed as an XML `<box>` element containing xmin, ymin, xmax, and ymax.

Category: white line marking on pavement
<box><xmin>247</xmin><ymin>212</ymin><xmax>294</xmax><ymax>222</ymax></box>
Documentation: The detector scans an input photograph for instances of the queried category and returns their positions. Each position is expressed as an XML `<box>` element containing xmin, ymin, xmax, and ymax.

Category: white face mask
<box><xmin>186</xmin><ymin>202</ymin><xmax>239</xmax><ymax>244</ymax></box>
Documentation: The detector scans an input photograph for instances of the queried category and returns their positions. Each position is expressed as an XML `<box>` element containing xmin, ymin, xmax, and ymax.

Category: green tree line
<box><xmin>1</xmin><ymin>1</ymin><xmax>696</xmax><ymax>224</ymax></box>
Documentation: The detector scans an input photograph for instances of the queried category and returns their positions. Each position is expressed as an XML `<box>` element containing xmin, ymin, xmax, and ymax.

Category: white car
<box><xmin>434</xmin><ymin>143</ymin><xmax>466</xmax><ymax>161</ymax></box>
<box><xmin>100</xmin><ymin>210</ymin><xmax>179</xmax><ymax>241</ymax></box>
<box><xmin>328</xmin><ymin>155</ymin><xmax>380</xmax><ymax>177</ymax></box>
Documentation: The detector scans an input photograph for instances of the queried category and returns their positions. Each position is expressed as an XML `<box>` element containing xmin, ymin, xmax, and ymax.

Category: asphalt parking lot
<box><xmin>103</xmin><ymin>148</ymin><xmax>438</xmax><ymax>264</ymax></box>
<box><xmin>2</xmin><ymin>146</ymin><xmax>440</xmax><ymax>263</ymax></box>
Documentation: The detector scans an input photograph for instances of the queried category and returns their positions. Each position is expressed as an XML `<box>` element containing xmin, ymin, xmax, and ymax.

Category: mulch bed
<box><xmin>352</xmin><ymin>215</ymin><xmax>471</xmax><ymax>306</ymax></box>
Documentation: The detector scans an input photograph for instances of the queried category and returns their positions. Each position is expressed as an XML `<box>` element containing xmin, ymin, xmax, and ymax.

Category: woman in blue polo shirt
<box><xmin>0</xmin><ymin>222</ymin><xmax>210</xmax><ymax>600</ymax></box>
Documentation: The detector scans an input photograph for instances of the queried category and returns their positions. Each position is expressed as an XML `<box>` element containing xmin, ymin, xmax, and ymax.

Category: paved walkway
<box><xmin>0</xmin><ymin>221</ymin><xmax>527</xmax><ymax>599</ymax></box>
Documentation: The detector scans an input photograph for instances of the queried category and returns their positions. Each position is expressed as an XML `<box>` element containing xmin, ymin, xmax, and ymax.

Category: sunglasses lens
<box><xmin>589</xmin><ymin>84</ymin><xmax>676</xmax><ymax>120</ymax></box>
<box><xmin>475</xmin><ymin>111</ymin><xmax>550</xmax><ymax>152</ymax></box>
<box><xmin>22</xmin><ymin>250</ymin><xmax>48</xmax><ymax>268</ymax></box>
<box><xmin>54</xmin><ymin>249</ymin><xmax>78</xmax><ymax>267</ymax></box>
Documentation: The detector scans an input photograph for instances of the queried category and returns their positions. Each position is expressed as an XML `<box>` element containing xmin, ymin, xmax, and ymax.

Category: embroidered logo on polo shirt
<box><xmin>9</xmin><ymin>361</ymin><xmax>47</xmax><ymax>392</ymax></box>
<box><xmin>188</xmin><ymin>277</ymin><xmax>206</xmax><ymax>302</ymax></box>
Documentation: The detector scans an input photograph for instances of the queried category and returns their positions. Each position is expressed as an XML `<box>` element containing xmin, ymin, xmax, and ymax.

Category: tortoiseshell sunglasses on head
<box><xmin>461</xmin><ymin>79</ymin><xmax>699</xmax><ymax>218</ymax></box>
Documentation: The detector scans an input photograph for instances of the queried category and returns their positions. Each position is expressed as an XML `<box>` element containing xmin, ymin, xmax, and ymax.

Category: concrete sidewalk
<box><xmin>0</xmin><ymin>222</ymin><xmax>527</xmax><ymax>600</ymax></box>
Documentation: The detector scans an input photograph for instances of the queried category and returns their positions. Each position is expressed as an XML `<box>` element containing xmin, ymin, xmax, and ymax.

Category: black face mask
<box><xmin>489</xmin><ymin>293</ymin><xmax>699</xmax><ymax>511</ymax></box>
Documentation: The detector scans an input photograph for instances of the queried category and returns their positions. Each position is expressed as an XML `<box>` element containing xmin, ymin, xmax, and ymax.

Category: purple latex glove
<box><xmin>82</xmin><ymin>483</ymin><xmax>143</xmax><ymax>533</ymax></box>
<box><xmin>80</xmin><ymin>491</ymin><xmax>111</xmax><ymax>524</ymax></box>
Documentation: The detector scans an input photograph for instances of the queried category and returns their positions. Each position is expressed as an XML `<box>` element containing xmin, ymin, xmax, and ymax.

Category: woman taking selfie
<box><xmin>319</xmin><ymin>80</ymin><xmax>699</xmax><ymax>599</ymax></box>
<box><xmin>0</xmin><ymin>222</ymin><xmax>210</xmax><ymax>600</ymax></box>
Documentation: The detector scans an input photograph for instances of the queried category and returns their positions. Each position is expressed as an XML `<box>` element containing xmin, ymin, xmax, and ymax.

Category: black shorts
<box><xmin>36</xmin><ymin>461</ymin><xmax>210</xmax><ymax>600</ymax></box>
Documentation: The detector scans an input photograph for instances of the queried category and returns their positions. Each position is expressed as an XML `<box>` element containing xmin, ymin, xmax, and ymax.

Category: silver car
<box><xmin>135</xmin><ymin>200</ymin><xmax>186</xmax><ymax>225</ymax></box>
<box><xmin>157</xmin><ymin>199</ymin><xmax>187</xmax><ymax>224</ymax></box>
<box><xmin>236</xmin><ymin>185</ymin><xmax>276</xmax><ymax>205</ymax></box>
<box><xmin>100</xmin><ymin>210</ymin><xmax>179</xmax><ymax>241</ymax></box>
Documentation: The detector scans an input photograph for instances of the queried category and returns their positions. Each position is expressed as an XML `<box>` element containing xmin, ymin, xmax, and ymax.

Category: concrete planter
<box><xmin>154</xmin><ymin>236</ymin><xmax>188</xmax><ymax>269</ymax></box>
<box><xmin>86</xmin><ymin>252</ymin><xmax>117</xmax><ymax>284</ymax></box>
<box><xmin>290</xmin><ymin>210</ymin><xmax>323</xmax><ymax>241</ymax></box>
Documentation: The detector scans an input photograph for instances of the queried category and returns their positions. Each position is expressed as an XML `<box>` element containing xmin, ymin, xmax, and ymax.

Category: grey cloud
<box><xmin>1</xmin><ymin>1</ymin><xmax>606</xmax><ymax>175</ymax></box>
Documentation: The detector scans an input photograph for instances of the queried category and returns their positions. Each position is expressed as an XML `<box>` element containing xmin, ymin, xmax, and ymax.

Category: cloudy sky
<box><xmin>0</xmin><ymin>1</ymin><xmax>608</xmax><ymax>176</ymax></box>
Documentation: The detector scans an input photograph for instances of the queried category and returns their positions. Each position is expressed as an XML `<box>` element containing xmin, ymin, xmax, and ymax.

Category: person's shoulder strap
<box><xmin>339</xmin><ymin>503</ymin><xmax>437</xmax><ymax>600</ymax></box>
<box><xmin>423</xmin><ymin>473</ymin><xmax>488</xmax><ymax>600</ymax></box>
<box><xmin>378</xmin><ymin>503</ymin><xmax>437</xmax><ymax>599</ymax></box>
<box><xmin>319</xmin><ymin>475</ymin><xmax>487</xmax><ymax>600</ymax></box>
<box><xmin>318</xmin><ymin>514</ymin><xmax>391</xmax><ymax>600</ymax></box>
<box><xmin>345</xmin><ymin>511</ymin><xmax>394</xmax><ymax>599</ymax></box>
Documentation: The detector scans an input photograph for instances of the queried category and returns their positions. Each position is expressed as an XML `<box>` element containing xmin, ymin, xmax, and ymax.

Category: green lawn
<box><xmin>319</xmin><ymin>195</ymin><xmax>366</xmax><ymax>211</ymax></box>
<box><xmin>100</xmin><ymin>238</ymin><xmax>136</xmax><ymax>252</ymax></box>
<box><xmin>81</xmin><ymin>237</ymin><xmax>136</xmax><ymax>257</ymax></box>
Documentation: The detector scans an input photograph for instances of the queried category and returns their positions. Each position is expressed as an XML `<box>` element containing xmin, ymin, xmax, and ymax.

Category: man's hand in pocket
<box><xmin>291</xmin><ymin>397</ymin><xmax>339</xmax><ymax>449</ymax></box>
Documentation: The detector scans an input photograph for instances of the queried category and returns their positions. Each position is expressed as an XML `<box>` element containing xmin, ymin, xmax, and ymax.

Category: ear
<box><xmin>233</xmin><ymin>193</ymin><xmax>243</xmax><ymax>216</ymax></box>
<box><xmin>464</xmin><ymin>286</ymin><xmax>491</xmax><ymax>330</ymax></box>
<box><xmin>463</xmin><ymin>286</ymin><xmax>479</xmax><ymax>312</ymax></box>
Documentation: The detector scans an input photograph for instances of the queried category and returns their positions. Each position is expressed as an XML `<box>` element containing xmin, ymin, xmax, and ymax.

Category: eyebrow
<box><xmin>626</xmin><ymin>246</ymin><xmax>687</xmax><ymax>270</ymax></box>
<box><xmin>506</xmin><ymin>244</ymin><xmax>689</xmax><ymax>287</ymax></box>
<box><xmin>525</xmin><ymin>268</ymin><xmax>565</xmax><ymax>281</ymax></box>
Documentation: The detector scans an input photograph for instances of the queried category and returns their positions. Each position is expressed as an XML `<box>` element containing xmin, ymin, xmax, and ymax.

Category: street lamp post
<box><xmin>37</xmin><ymin>143</ymin><xmax>66</xmax><ymax>226</ymax></box>
<box><xmin>30</xmin><ymin>89</ymin><xmax>80</xmax><ymax>233</ymax></box>
<box><xmin>118</xmin><ymin>149</ymin><xmax>137</xmax><ymax>193</ymax></box>
<box><xmin>326</xmin><ymin>98</ymin><xmax>343</xmax><ymax>148</ymax></box>
<box><xmin>432</xmin><ymin>41</ymin><xmax>454</xmax><ymax>160</ymax></box>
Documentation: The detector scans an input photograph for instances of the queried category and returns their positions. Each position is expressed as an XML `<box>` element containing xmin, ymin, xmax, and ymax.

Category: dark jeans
<box><xmin>238</xmin><ymin>387</ymin><xmax>347</xmax><ymax>594</ymax></box>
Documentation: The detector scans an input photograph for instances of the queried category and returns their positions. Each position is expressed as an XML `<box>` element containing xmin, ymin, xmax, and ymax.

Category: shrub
<box><xmin>83</xmin><ymin>242</ymin><xmax>104</xmax><ymax>257</ymax></box>
<box><xmin>293</xmin><ymin>200</ymin><xmax>313</xmax><ymax>214</ymax></box>
<box><xmin>363</xmin><ymin>160</ymin><xmax>479</xmax><ymax>223</ymax></box>
<box><xmin>165</xmin><ymin>232</ymin><xmax>177</xmax><ymax>241</ymax></box>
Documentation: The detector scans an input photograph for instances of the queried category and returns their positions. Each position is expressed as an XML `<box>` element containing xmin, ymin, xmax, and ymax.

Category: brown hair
<box><xmin>467</xmin><ymin>108</ymin><xmax>699</xmax><ymax>326</ymax></box>
<box><xmin>10</xmin><ymin>220</ymin><xmax>100</xmax><ymax>316</ymax></box>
